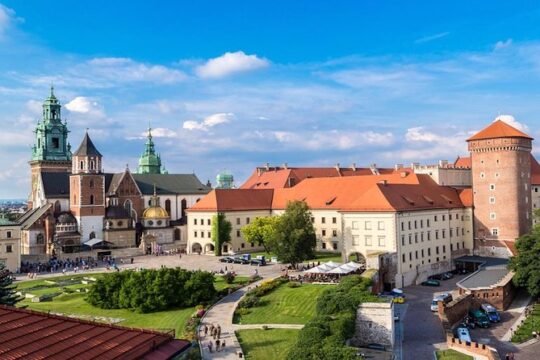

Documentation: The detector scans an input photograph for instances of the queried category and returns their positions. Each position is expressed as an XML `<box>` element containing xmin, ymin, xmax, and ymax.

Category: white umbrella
<box><xmin>304</xmin><ymin>266</ymin><xmax>328</xmax><ymax>274</ymax></box>
<box><xmin>324</xmin><ymin>261</ymin><xmax>341</xmax><ymax>268</ymax></box>
<box><xmin>343</xmin><ymin>262</ymin><xmax>362</xmax><ymax>270</ymax></box>
<box><xmin>328</xmin><ymin>266</ymin><xmax>352</xmax><ymax>274</ymax></box>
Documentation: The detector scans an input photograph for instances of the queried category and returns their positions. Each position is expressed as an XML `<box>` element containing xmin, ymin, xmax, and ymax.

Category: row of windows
<box><xmin>315</xmin><ymin>217</ymin><xmax>338</xmax><ymax>224</ymax></box>
<box><xmin>321</xmin><ymin>229</ymin><xmax>338</xmax><ymax>237</ymax></box>
<box><xmin>400</xmin><ymin>227</ymin><xmax>465</xmax><ymax>245</ymax></box>
<box><xmin>399</xmin><ymin>214</ymin><xmax>463</xmax><ymax>231</ymax></box>
<box><xmin>352</xmin><ymin>235</ymin><xmax>386</xmax><ymax>247</ymax></box>
<box><xmin>321</xmin><ymin>242</ymin><xmax>338</xmax><ymax>250</ymax></box>
<box><xmin>194</xmin><ymin>218</ymin><xmax>211</xmax><ymax>226</ymax></box>
<box><xmin>1</xmin><ymin>245</ymin><xmax>13</xmax><ymax>253</ymax></box>
<box><xmin>402</xmin><ymin>243</ymin><xmax>460</xmax><ymax>263</ymax></box>
<box><xmin>193</xmin><ymin>231</ymin><xmax>212</xmax><ymax>238</ymax></box>
<box><xmin>352</xmin><ymin>221</ymin><xmax>385</xmax><ymax>230</ymax></box>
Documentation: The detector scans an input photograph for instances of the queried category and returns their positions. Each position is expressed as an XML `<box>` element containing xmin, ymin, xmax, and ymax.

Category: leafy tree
<box><xmin>241</xmin><ymin>216</ymin><xmax>279</xmax><ymax>252</ymax></box>
<box><xmin>509</xmin><ymin>227</ymin><xmax>540</xmax><ymax>297</ymax></box>
<box><xmin>267</xmin><ymin>200</ymin><xmax>316</xmax><ymax>267</ymax></box>
<box><xmin>0</xmin><ymin>264</ymin><xmax>20</xmax><ymax>306</ymax></box>
<box><xmin>212</xmin><ymin>213</ymin><xmax>232</xmax><ymax>256</ymax></box>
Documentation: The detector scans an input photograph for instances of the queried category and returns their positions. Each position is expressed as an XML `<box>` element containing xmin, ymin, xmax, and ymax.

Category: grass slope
<box><xmin>16</xmin><ymin>273</ymin><xmax>249</xmax><ymax>338</ymax></box>
<box><xmin>235</xmin><ymin>283</ymin><xmax>328</xmax><ymax>325</ymax></box>
<box><xmin>236</xmin><ymin>329</ymin><xmax>300</xmax><ymax>360</ymax></box>
<box><xmin>435</xmin><ymin>349</ymin><xmax>474</xmax><ymax>360</ymax></box>
<box><xmin>511</xmin><ymin>304</ymin><xmax>540</xmax><ymax>343</ymax></box>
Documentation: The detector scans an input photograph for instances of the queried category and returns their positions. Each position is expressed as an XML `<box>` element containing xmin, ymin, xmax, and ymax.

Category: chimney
<box><xmin>370</xmin><ymin>163</ymin><xmax>380</xmax><ymax>175</ymax></box>
<box><xmin>265</xmin><ymin>162</ymin><xmax>270</xmax><ymax>171</ymax></box>
<box><xmin>351</xmin><ymin>163</ymin><xmax>357</xmax><ymax>171</ymax></box>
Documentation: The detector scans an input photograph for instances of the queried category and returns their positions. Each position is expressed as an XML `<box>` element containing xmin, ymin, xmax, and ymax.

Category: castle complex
<box><xmin>1</xmin><ymin>89</ymin><xmax>538</xmax><ymax>290</ymax></box>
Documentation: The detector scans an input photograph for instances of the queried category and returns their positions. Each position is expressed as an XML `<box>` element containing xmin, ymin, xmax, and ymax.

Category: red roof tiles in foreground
<box><xmin>467</xmin><ymin>120</ymin><xmax>533</xmax><ymax>141</ymax></box>
<box><xmin>458</xmin><ymin>188</ymin><xmax>473</xmax><ymax>207</ymax></box>
<box><xmin>0</xmin><ymin>305</ymin><xmax>190</xmax><ymax>360</ymax></box>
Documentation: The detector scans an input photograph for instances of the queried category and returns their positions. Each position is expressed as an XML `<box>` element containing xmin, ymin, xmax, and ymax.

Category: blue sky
<box><xmin>1</xmin><ymin>1</ymin><xmax>540</xmax><ymax>198</ymax></box>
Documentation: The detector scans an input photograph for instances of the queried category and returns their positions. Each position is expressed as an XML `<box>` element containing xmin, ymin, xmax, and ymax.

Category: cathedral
<box><xmin>20</xmin><ymin>88</ymin><xmax>211</xmax><ymax>257</ymax></box>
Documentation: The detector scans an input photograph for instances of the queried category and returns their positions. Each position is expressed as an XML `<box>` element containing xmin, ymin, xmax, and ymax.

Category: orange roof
<box><xmin>240</xmin><ymin>166</ymin><xmax>412</xmax><ymax>189</ymax></box>
<box><xmin>467</xmin><ymin>120</ymin><xmax>533</xmax><ymax>141</ymax></box>
<box><xmin>192</xmin><ymin>172</ymin><xmax>469</xmax><ymax>213</ymax></box>
<box><xmin>531</xmin><ymin>155</ymin><xmax>540</xmax><ymax>185</ymax></box>
<box><xmin>458</xmin><ymin>188</ymin><xmax>473</xmax><ymax>207</ymax></box>
<box><xmin>454</xmin><ymin>156</ymin><xmax>471</xmax><ymax>168</ymax></box>
<box><xmin>189</xmin><ymin>189</ymin><xmax>274</xmax><ymax>212</ymax></box>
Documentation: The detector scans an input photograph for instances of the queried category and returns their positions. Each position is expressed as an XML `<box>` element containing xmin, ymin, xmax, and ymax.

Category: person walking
<box><xmin>217</xmin><ymin>325</ymin><xmax>221</xmax><ymax>339</ymax></box>
<box><xmin>221</xmin><ymin>340</ymin><xmax>226</xmax><ymax>351</ymax></box>
<box><xmin>216</xmin><ymin>339</ymin><xmax>220</xmax><ymax>352</ymax></box>
<box><xmin>208</xmin><ymin>342</ymin><xmax>213</xmax><ymax>353</ymax></box>
<box><xmin>204</xmin><ymin>325</ymin><xmax>208</xmax><ymax>337</ymax></box>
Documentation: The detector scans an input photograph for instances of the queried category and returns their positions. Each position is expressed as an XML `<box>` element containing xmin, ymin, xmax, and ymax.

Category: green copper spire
<box><xmin>31</xmin><ymin>87</ymin><xmax>72</xmax><ymax>161</ymax></box>
<box><xmin>137</xmin><ymin>125</ymin><xmax>165</xmax><ymax>174</ymax></box>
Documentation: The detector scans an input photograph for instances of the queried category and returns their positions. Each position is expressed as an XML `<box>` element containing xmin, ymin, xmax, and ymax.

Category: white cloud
<box><xmin>0</xmin><ymin>4</ymin><xmax>21</xmax><ymax>39</ymax></box>
<box><xmin>145</xmin><ymin>127</ymin><xmax>178</xmax><ymax>138</ymax></box>
<box><xmin>65</xmin><ymin>97</ymin><xmax>106</xmax><ymax>121</ymax></box>
<box><xmin>183</xmin><ymin>113</ymin><xmax>234</xmax><ymax>131</ymax></box>
<box><xmin>494</xmin><ymin>39</ymin><xmax>512</xmax><ymax>50</ymax></box>
<box><xmin>405</xmin><ymin>127</ymin><xmax>440</xmax><ymax>142</ymax></box>
<box><xmin>65</xmin><ymin>96</ymin><xmax>97</xmax><ymax>113</ymax></box>
<box><xmin>494</xmin><ymin>114</ymin><xmax>529</xmax><ymax>132</ymax></box>
<box><xmin>26</xmin><ymin>100</ymin><xmax>42</xmax><ymax>115</ymax></box>
<box><xmin>414</xmin><ymin>32</ymin><xmax>450</xmax><ymax>44</ymax></box>
<box><xmin>269</xmin><ymin>130</ymin><xmax>394</xmax><ymax>150</ymax></box>
<box><xmin>196</xmin><ymin>51</ymin><xmax>269</xmax><ymax>79</ymax></box>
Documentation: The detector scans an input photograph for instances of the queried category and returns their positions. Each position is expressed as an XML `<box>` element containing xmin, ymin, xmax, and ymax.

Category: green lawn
<box><xmin>236</xmin><ymin>329</ymin><xmax>300</xmax><ymax>360</ymax></box>
<box><xmin>435</xmin><ymin>349</ymin><xmax>474</xmax><ymax>360</ymax></box>
<box><xmin>16</xmin><ymin>273</ymin><xmax>249</xmax><ymax>338</ymax></box>
<box><xmin>234</xmin><ymin>283</ymin><xmax>328</xmax><ymax>324</ymax></box>
<box><xmin>511</xmin><ymin>304</ymin><xmax>540</xmax><ymax>343</ymax></box>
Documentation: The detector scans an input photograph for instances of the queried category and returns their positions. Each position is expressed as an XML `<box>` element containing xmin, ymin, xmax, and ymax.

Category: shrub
<box><xmin>222</xmin><ymin>272</ymin><xmax>236</xmax><ymax>284</ymax></box>
<box><xmin>250</xmin><ymin>277</ymin><xmax>287</xmax><ymax>297</ymax></box>
<box><xmin>288</xmin><ymin>281</ymin><xmax>301</xmax><ymax>288</ymax></box>
<box><xmin>235</xmin><ymin>307</ymin><xmax>251</xmax><ymax>316</ymax></box>
<box><xmin>238</xmin><ymin>294</ymin><xmax>260</xmax><ymax>309</ymax></box>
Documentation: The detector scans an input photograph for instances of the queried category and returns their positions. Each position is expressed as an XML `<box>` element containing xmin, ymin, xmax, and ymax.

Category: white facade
<box><xmin>76</xmin><ymin>215</ymin><xmax>104</xmax><ymax>241</ymax></box>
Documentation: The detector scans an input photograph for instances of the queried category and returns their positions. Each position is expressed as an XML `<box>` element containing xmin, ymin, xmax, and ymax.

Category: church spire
<box><xmin>136</xmin><ymin>123</ymin><xmax>164</xmax><ymax>174</ymax></box>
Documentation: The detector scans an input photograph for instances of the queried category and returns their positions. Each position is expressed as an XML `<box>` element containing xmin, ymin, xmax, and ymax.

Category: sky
<box><xmin>2</xmin><ymin>1</ymin><xmax>540</xmax><ymax>198</ymax></box>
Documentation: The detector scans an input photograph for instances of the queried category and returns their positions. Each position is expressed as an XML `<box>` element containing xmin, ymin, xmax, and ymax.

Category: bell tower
<box><xmin>137</xmin><ymin>126</ymin><xmax>167</xmax><ymax>174</ymax></box>
<box><xmin>29</xmin><ymin>87</ymin><xmax>72</xmax><ymax>208</ymax></box>
<box><xmin>70</xmin><ymin>131</ymin><xmax>105</xmax><ymax>241</ymax></box>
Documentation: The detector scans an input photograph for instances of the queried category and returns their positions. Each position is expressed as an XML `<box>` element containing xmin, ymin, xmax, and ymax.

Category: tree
<box><xmin>241</xmin><ymin>216</ymin><xmax>279</xmax><ymax>252</ymax></box>
<box><xmin>509</xmin><ymin>227</ymin><xmax>540</xmax><ymax>297</ymax></box>
<box><xmin>0</xmin><ymin>264</ymin><xmax>20</xmax><ymax>306</ymax></box>
<box><xmin>267</xmin><ymin>200</ymin><xmax>316</xmax><ymax>267</ymax></box>
<box><xmin>212</xmin><ymin>213</ymin><xmax>232</xmax><ymax>256</ymax></box>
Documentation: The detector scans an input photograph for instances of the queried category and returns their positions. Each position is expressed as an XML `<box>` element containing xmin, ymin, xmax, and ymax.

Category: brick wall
<box><xmin>352</xmin><ymin>302</ymin><xmax>394</xmax><ymax>348</ymax></box>
<box><xmin>446</xmin><ymin>334</ymin><xmax>500</xmax><ymax>360</ymax></box>
<box><xmin>438</xmin><ymin>293</ymin><xmax>474</xmax><ymax>327</ymax></box>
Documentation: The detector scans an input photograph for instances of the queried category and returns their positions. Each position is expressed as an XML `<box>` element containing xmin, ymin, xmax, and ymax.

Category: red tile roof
<box><xmin>240</xmin><ymin>166</ymin><xmax>410</xmax><ymax>189</ymax></box>
<box><xmin>191</xmin><ymin>172</ymin><xmax>469</xmax><ymax>213</ymax></box>
<box><xmin>458</xmin><ymin>188</ymin><xmax>473</xmax><ymax>207</ymax></box>
<box><xmin>531</xmin><ymin>155</ymin><xmax>540</xmax><ymax>185</ymax></box>
<box><xmin>467</xmin><ymin>120</ymin><xmax>533</xmax><ymax>141</ymax></box>
<box><xmin>0</xmin><ymin>305</ymin><xmax>190</xmax><ymax>360</ymax></box>
<box><xmin>454</xmin><ymin>156</ymin><xmax>471</xmax><ymax>168</ymax></box>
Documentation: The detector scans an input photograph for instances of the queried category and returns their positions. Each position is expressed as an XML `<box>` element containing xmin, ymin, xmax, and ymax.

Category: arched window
<box><xmin>165</xmin><ymin>199</ymin><xmax>171</xmax><ymax>214</ymax></box>
<box><xmin>148</xmin><ymin>199</ymin><xmax>152</xmax><ymax>206</ymax></box>
<box><xmin>90</xmin><ymin>160</ymin><xmax>94</xmax><ymax>170</ymax></box>
<box><xmin>90</xmin><ymin>195</ymin><xmax>94</xmax><ymax>205</ymax></box>
<box><xmin>89</xmin><ymin>231</ymin><xmax>96</xmax><ymax>240</ymax></box>
<box><xmin>124</xmin><ymin>199</ymin><xmax>132</xmax><ymax>216</ymax></box>
<box><xmin>54</xmin><ymin>200</ymin><xmax>61</xmax><ymax>215</ymax></box>
<box><xmin>80</xmin><ymin>161</ymin><xmax>84</xmax><ymax>170</ymax></box>
<box><xmin>181</xmin><ymin>199</ymin><xmax>187</xmax><ymax>218</ymax></box>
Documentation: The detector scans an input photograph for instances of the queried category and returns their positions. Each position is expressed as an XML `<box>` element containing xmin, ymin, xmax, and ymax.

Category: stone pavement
<box><xmin>198</xmin><ymin>279</ymin><xmax>266</xmax><ymax>360</ymax></box>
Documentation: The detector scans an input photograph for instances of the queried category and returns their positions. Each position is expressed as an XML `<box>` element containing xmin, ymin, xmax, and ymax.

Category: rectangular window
<box><xmin>194</xmin><ymin>231</ymin><xmax>198</xmax><ymax>238</ymax></box>
<box><xmin>332</xmin><ymin>229</ymin><xmax>337</xmax><ymax>237</ymax></box>
<box><xmin>414</xmin><ymin>220</ymin><xmax>417</xmax><ymax>229</ymax></box>
<box><xmin>450</xmin><ymin>228</ymin><xmax>453</xmax><ymax>237</ymax></box>
<box><xmin>352</xmin><ymin>236</ymin><xmax>360</xmax><ymax>246</ymax></box>
<box><xmin>52</xmin><ymin>137</ymin><xmax>59</xmax><ymax>148</ymax></box>
<box><xmin>442</xmin><ymin>229</ymin><xmax>446</xmax><ymax>238</ymax></box>
<box><xmin>322</xmin><ymin>229</ymin><xmax>327</xmax><ymax>237</ymax></box>
<box><xmin>492</xmin><ymin>228</ymin><xmax>499</xmax><ymax>236</ymax></box>
<box><xmin>246</xmin><ymin>217</ymin><xmax>250</xmax><ymax>224</ymax></box>
<box><xmin>409</xmin><ymin>252</ymin><xmax>412</xmax><ymax>261</ymax></box>
<box><xmin>322</xmin><ymin>217</ymin><xmax>326</xmax><ymax>224</ymax></box>
<box><xmin>322</xmin><ymin>242</ymin><xmax>326</xmax><ymax>249</ymax></box>
<box><xmin>365</xmin><ymin>221</ymin><xmax>371</xmax><ymax>230</ymax></box>
<box><xmin>236</xmin><ymin>218</ymin><xmax>240</xmax><ymax>225</ymax></box>
<box><xmin>378</xmin><ymin>221</ymin><xmax>385</xmax><ymax>230</ymax></box>
<box><xmin>332</xmin><ymin>243</ymin><xmax>338</xmax><ymax>250</ymax></box>
<box><xmin>402</xmin><ymin>254</ymin><xmax>406</xmax><ymax>263</ymax></box>
<box><xmin>436</xmin><ymin>246</ymin><xmax>440</xmax><ymax>255</ymax></box>
<box><xmin>194</xmin><ymin>219</ymin><xmax>198</xmax><ymax>225</ymax></box>
<box><xmin>414</xmin><ymin>233</ymin><xmax>418</xmax><ymax>243</ymax></box>
<box><xmin>415</xmin><ymin>251</ymin><xmax>418</xmax><ymax>259</ymax></box>
<box><xmin>6</xmin><ymin>231</ymin><xmax>11</xmax><ymax>238</ymax></box>
<box><xmin>401</xmin><ymin>222</ymin><xmax>404</xmax><ymax>231</ymax></box>
<box><xmin>450</xmin><ymin>244</ymin><xmax>453</xmax><ymax>251</ymax></box>
<box><xmin>237</xmin><ymin>230</ymin><xmax>241</xmax><ymax>237</ymax></box>
<box><xmin>421</xmin><ymin>232</ymin><xmax>424</xmax><ymax>242</ymax></box>
<box><xmin>435</xmin><ymin>230</ymin><xmax>439</xmax><ymax>239</ymax></box>
<box><xmin>6</xmin><ymin>245</ymin><xmax>12</xmax><ymax>253</ymax></box>
<box><xmin>434</xmin><ymin>215</ymin><xmax>438</xmax><ymax>222</ymax></box>
<box><xmin>378</xmin><ymin>236</ymin><xmax>386</xmax><ymax>247</ymax></box>
<box><xmin>408</xmin><ymin>234</ymin><xmax>412</xmax><ymax>244</ymax></box>
<box><xmin>442</xmin><ymin>215</ymin><xmax>446</xmax><ymax>221</ymax></box>
<box><xmin>427</xmin><ymin>231</ymin><xmax>431</xmax><ymax>241</ymax></box>
<box><xmin>489</xmin><ymin>197</ymin><xmax>495</xmax><ymax>204</ymax></box>
<box><xmin>207</xmin><ymin>219</ymin><xmax>211</xmax><ymax>225</ymax></box>
<box><xmin>420</xmin><ymin>219</ymin><xmax>423</xmax><ymax>228</ymax></box>
<box><xmin>421</xmin><ymin>249</ymin><xmax>424</xmax><ymax>257</ymax></box>
<box><xmin>443</xmin><ymin>245</ymin><xmax>446</xmax><ymax>253</ymax></box>
<box><xmin>352</xmin><ymin>221</ymin><xmax>358</xmax><ymax>229</ymax></box>
<box><xmin>427</xmin><ymin>219</ymin><xmax>430</xmax><ymax>227</ymax></box>
<box><xmin>490</xmin><ymin>184</ymin><xmax>495</xmax><ymax>190</ymax></box>
<box><xmin>332</xmin><ymin>217</ymin><xmax>337</xmax><ymax>224</ymax></box>
<box><xmin>401</xmin><ymin>235</ymin><xmax>405</xmax><ymax>246</ymax></box>
<box><xmin>428</xmin><ymin>248</ymin><xmax>431</xmax><ymax>256</ymax></box>
<box><xmin>490</xmin><ymin>212</ymin><xmax>496</xmax><ymax>220</ymax></box>
<box><xmin>365</xmin><ymin>235</ymin><xmax>372</xmax><ymax>246</ymax></box>
<box><xmin>208</xmin><ymin>231</ymin><xmax>211</xmax><ymax>238</ymax></box>
<box><xmin>201</xmin><ymin>232</ymin><xmax>205</xmax><ymax>238</ymax></box>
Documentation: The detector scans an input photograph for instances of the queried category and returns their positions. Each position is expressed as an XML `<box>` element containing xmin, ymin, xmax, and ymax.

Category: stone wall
<box><xmin>438</xmin><ymin>293</ymin><xmax>474</xmax><ymax>327</ymax></box>
<box><xmin>446</xmin><ymin>334</ymin><xmax>500</xmax><ymax>360</ymax></box>
<box><xmin>352</xmin><ymin>302</ymin><xmax>394</xmax><ymax>348</ymax></box>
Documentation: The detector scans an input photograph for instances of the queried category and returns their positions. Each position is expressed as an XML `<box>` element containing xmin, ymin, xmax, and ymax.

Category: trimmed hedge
<box><xmin>86</xmin><ymin>268</ymin><xmax>216</xmax><ymax>313</ymax></box>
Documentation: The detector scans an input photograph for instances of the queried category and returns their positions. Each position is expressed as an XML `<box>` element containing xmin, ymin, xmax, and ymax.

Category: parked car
<box><xmin>442</xmin><ymin>272</ymin><xmax>454</xmax><ymax>280</ymax></box>
<box><xmin>250</xmin><ymin>258</ymin><xmax>266</xmax><ymax>266</ymax></box>
<box><xmin>233</xmin><ymin>256</ymin><xmax>250</xmax><ymax>264</ymax></box>
<box><xmin>428</xmin><ymin>274</ymin><xmax>444</xmax><ymax>281</ymax></box>
<box><xmin>219</xmin><ymin>256</ymin><xmax>234</xmax><ymax>263</ymax></box>
<box><xmin>431</xmin><ymin>293</ymin><xmax>453</xmax><ymax>311</ymax></box>
<box><xmin>481</xmin><ymin>304</ymin><xmax>501</xmax><ymax>323</ymax></box>
<box><xmin>469</xmin><ymin>309</ymin><xmax>490</xmax><ymax>328</ymax></box>
<box><xmin>421</xmin><ymin>279</ymin><xmax>440</xmax><ymax>287</ymax></box>
<box><xmin>456</xmin><ymin>327</ymin><xmax>472</xmax><ymax>343</ymax></box>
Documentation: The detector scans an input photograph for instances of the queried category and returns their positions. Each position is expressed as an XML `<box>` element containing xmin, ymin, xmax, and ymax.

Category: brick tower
<box><xmin>467</xmin><ymin>119</ymin><xmax>533</xmax><ymax>257</ymax></box>
<box><xmin>70</xmin><ymin>131</ymin><xmax>105</xmax><ymax>241</ymax></box>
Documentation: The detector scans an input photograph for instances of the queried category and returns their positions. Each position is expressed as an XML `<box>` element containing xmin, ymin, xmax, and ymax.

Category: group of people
<box><xmin>288</xmin><ymin>273</ymin><xmax>340</xmax><ymax>284</ymax></box>
<box><xmin>20</xmin><ymin>255</ymin><xmax>136</xmax><ymax>277</ymax></box>
<box><xmin>201</xmin><ymin>323</ymin><xmax>226</xmax><ymax>353</ymax></box>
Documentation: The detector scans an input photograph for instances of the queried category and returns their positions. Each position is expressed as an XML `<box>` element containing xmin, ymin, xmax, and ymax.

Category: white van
<box><xmin>457</xmin><ymin>327</ymin><xmax>472</xmax><ymax>343</ymax></box>
<box><xmin>431</xmin><ymin>293</ymin><xmax>452</xmax><ymax>312</ymax></box>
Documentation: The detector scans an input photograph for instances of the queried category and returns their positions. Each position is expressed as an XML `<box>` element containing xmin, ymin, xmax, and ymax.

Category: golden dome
<box><xmin>143</xmin><ymin>206</ymin><xmax>169</xmax><ymax>219</ymax></box>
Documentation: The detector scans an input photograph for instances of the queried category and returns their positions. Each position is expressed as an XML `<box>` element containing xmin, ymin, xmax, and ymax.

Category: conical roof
<box><xmin>74</xmin><ymin>132</ymin><xmax>102</xmax><ymax>157</ymax></box>
<box><xmin>467</xmin><ymin>120</ymin><xmax>532</xmax><ymax>141</ymax></box>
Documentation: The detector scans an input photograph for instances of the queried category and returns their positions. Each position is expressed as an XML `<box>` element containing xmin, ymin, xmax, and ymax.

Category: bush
<box><xmin>288</xmin><ymin>281</ymin><xmax>301</xmax><ymax>288</ymax></box>
<box><xmin>238</xmin><ymin>294</ymin><xmax>260</xmax><ymax>309</ymax></box>
<box><xmin>250</xmin><ymin>277</ymin><xmax>287</xmax><ymax>297</ymax></box>
<box><xmin>86</xmin><ymin>268</ymin><xmax>217</xmax><ymax>313</ymax></box>
<box><xmin>222</xmin><ymin>272</ymin><xmax>236</xmax><ymax>284</ymax></box>
<box><xmin>235</xmin><ymin>307</ymin><xmax>251</xmax><ymax>316</ymax></box>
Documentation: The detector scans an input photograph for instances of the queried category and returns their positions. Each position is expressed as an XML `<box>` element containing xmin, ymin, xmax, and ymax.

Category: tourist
<box><xmin>130</xmin><ymin>257</ymin><xmax>134</xmax><ymax>264</ymax></box>
<box><xmin>208</xmin><ymin>342</ymin><xmax>213</xmax><ymax>353</ymax></box>
<box><xmin>204</xmin><ymin>325</ymin><xmax>208</xmax><ymax>337</ymax></box>
<box><xmin>221</xmin><ymin>340</ymin><xmax>226</xmax><ymax>351</ymax></box>
<box><xmin>216</xmin><ymin>339</ymin><xmax>220</xmax><ymax>351</ymax></box>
